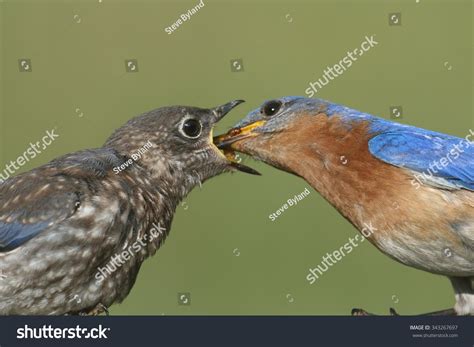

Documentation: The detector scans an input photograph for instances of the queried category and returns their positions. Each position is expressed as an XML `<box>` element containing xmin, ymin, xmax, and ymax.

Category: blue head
<box><xmin>213</xmin><ymin>96</ymin><xmax>390</xmax><ymax>174</ymax></box>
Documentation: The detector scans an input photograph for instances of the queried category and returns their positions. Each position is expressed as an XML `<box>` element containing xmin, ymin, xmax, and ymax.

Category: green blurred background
<box><xmin>0</xmin><ymin>0</ymin><xmax>472</xmax><ymax>315</ymax></box>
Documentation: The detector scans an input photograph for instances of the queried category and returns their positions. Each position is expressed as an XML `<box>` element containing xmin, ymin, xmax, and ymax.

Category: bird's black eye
<box><xmin>180</xmin><ymin>118</ymin><xmax>202</xmax><ymax>138</ymax></box>
<box><xmin>262</xmin><ymin>100</ymin><xmax>282</xmax><ymax>116</ymax></box>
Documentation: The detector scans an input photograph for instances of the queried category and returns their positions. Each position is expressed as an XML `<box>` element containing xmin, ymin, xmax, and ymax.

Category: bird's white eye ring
<box><xmin>179</xmin><ymin>117</ymin><xmax>202</xmax><ymax>139</ymax></box>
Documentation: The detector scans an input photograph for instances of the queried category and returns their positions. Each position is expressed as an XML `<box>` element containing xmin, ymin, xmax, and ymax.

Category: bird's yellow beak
<box><xmin>213</xmin><ymin>120</ymin><xmax>267</xmax><ymax>150</ymax></box>
<box><xmin>211</xmin><ymin>108</ymin><xmax>263</xmax><ymax>175</ymax></box>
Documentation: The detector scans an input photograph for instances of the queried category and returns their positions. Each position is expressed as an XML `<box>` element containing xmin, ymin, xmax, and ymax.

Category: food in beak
<box><xmin>214</xmin><ymin>120</ymin><xmax>266</xmax><ymax>149</ymax></box>
<box><xmin>212</xmin><ymin>104</ymin><xmax>261</xmax><ymax>176</ymax></box>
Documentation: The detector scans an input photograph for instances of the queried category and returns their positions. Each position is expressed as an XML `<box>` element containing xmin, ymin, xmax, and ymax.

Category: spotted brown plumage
<box><xmin>0</xmin><ymin>100</ymin><xmax>254</xmax><ymax>315</ymax></box>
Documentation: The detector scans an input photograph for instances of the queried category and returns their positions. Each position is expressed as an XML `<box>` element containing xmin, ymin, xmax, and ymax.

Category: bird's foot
<box><xmin>79</xmin><ymin>303</ymin><xmax>110</xmax><ymax>316</ymax></box>
<box><xmin>351</xmin><ymin>308</ymin><xmax>375</xmax><ymax>316</ymax></box>
<box><xmin>92</xmin><ymin>303</ymin><xmax>110</xmax><ymax>316</ymax></box>
<box><xmin>352</xmin><ymin>307</ymin><xmax>401</xmax><ymax>316</ymax></box>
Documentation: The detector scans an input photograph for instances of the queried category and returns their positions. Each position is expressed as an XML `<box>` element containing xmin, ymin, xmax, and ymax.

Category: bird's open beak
<box><xmin>211</xmin><ymin>101</ymin><xmax>261</xmax><ymax>176</ymax></box>
<box><xmin>212</xmin><ymin>100</ymin><xmax>245</xmax><ymax>122</ymax></box>
<box><xmin>212</xmin><ymin>120</ymin><xmax>267</xmax><ymax>176</ymax></box>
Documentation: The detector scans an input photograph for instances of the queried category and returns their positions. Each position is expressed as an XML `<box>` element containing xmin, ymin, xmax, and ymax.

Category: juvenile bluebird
<box><xmin>215</xmin><ymin>96</ymin><xmax>474</xmax><ymax>315</ymax></box>
<box><xmin>0</xmin><ymin>100</ymin><xmax>256</xmax><ymax>315</ymax></box>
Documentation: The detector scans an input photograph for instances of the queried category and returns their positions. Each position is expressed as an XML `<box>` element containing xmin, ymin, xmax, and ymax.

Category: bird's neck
<box><xmin>114</xmin><ymin>160</ymin><xmax>199</xmax><ymax>259</ymax></box>
<box><xmin>271</xmin><ymin>115</ymin><xmax>408</xmax><ymax>231</ymax></box>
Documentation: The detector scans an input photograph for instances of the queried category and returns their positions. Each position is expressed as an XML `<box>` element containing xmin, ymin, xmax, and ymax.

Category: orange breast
<box><xmin>257</xmin><ymin>112</ymin><xmax>473</xmax><ymax>255</ymax></box>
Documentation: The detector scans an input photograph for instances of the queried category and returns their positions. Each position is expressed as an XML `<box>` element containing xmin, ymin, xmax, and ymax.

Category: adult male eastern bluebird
<box><xmin>215</xmin><ymin>96</ymin><xmax>474</xmax><ymax>315</ymax></box>
<box><xmin>0</xmin><ymin>100</ymin><xmax>256</xmax><ymax>315</ymax></box>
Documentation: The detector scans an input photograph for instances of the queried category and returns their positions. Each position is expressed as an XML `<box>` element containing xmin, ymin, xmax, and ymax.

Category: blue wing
<box><xmin>0</xmin><ymin>221</ymin><xmax>51</xmax><ymax>252</ymax></box>
<box><xmin>0</xmin><ymin>148</ymin><xmax>126</xmax><ymax>252</ymax></box>
<box><xmin>369</xmin><ymin>131</ymin><xmax>474</xmax><ymax>191</ymax></box>
<box><xmin>0</xmin><ymin>177</ymin><xmax>81</xmax><ymax>252</ymax></box>
<box><xmin>323</xmin><ymin>99</ymin><xmax>473</xmax><ymax>190</ymax></box>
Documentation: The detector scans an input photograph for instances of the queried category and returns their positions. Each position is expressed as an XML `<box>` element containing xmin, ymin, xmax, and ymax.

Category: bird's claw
<box><xmin>351</xmin><ymin>308</ymin><xmax>374</xmax><ymax>316</ymax></box>
<box><xmin>389</xmin><ymin>307</ymin><xmax>399</xmax><ymax>316</ymax></box>
<box><xmin>78</xmin><ymin>303</ymin><xmax>109</xmax><ymax>316</ymax></box>
<box><xmin>99</xmin><ymin>303</ymin><xmax>110</xmax><ymax>316</ymax></box>
<box><xmin>351</xmin><ymin>307</ymin><xmax>399</xmax><ymax>316</ymax></box>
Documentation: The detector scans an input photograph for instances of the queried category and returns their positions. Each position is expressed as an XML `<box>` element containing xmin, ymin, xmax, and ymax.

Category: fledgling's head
<box><xmin>104</xmin><ymin>100</ymin><xmax>258</xmax><ymax>187</ymax></box>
